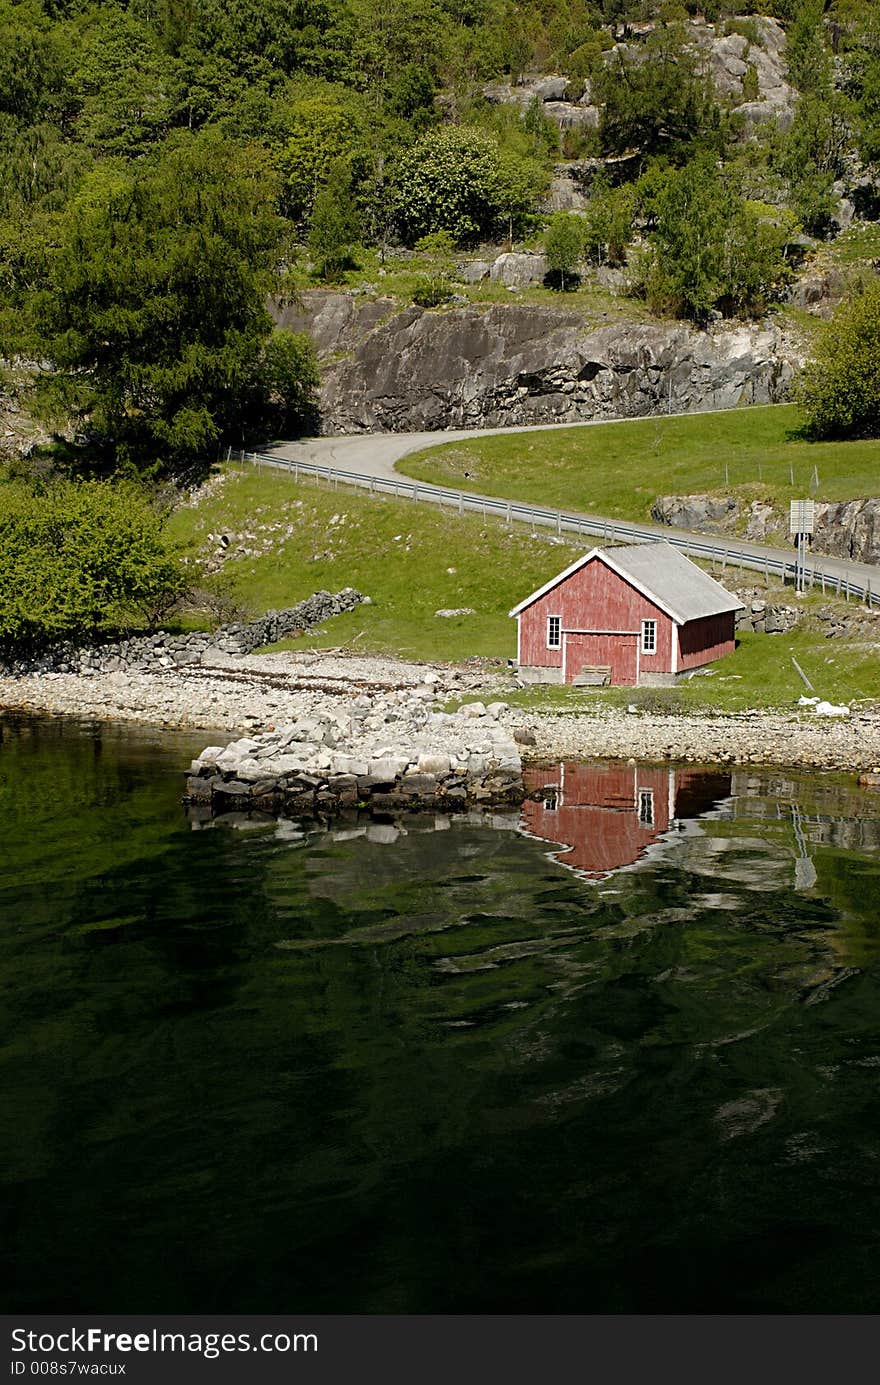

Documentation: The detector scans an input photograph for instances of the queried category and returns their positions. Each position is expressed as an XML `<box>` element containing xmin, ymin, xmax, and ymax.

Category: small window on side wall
<box><xmin>547</xmin><ymin>615</ymin><xmax>561</xmax><ymax>650</ymax></box>
<box><xmin>641</xmin><ymin>619</ymin><xmax>657</xmax><ymax>654</ymax></box>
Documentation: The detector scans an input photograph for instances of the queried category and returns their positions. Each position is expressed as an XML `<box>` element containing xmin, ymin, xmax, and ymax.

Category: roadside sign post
<box><xmin>790</xmin><ymin>499</ymin><xmax>815</xmax><ymax>594</ymax></box>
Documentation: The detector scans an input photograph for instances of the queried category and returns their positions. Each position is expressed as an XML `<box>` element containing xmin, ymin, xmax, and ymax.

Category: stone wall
<box><xmin>1</xmin><ymin>588</ymin><xmax>366</xmax><ymax>677</ymax></box>
<box><xmin>731</xmin><ymin>591</ymin><xmax>800</xmax><ymax>635</ymax></box>
<box><xmin>729</xmin><ymin>584</ymin><xmax>880</xmax><ymax>640</ymax></box>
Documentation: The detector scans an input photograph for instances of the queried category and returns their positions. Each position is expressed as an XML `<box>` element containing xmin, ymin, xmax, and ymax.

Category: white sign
<box><xmin>790</xmin><ymin>499</ymin><xmax>815</xmax><ymax>535</ymax></box>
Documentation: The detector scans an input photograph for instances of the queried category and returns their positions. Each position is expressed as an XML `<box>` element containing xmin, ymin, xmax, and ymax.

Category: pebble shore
<box><xmin>2</xmin><ymin>648</ymin><xmax>880</xmax><ymax>774</ymax></box>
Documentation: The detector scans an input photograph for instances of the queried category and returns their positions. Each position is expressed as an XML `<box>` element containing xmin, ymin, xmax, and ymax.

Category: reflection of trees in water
<box><xmin>7</xmin><ymin>722</ymin><xmax>880</xmax><ymax>1312</ymax></box>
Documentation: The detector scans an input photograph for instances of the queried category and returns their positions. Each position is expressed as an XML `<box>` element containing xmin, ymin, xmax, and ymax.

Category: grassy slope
<box><xmin>167</xmin><ymin>465</ymin><xmax>583</xmax><ymax>664</ymax></box>
<box><xmin>168</xmin><ymin>462</ymin><xmax>880</xmax><ymax>711</ymax></box>
<box><xmin>397</xmin><ymin>403</ymin><xmax>880</xmax><ymax>525</ymax></box>
<box><xmin>304</xmin><ymin>247</ymin><xmax>651</xmax><ymax>324</ymax></box>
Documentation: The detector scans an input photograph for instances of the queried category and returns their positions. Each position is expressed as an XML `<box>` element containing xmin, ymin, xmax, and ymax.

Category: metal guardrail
<box><xmin>236</xmin><ymin>449</ymin><xmax>880</xmax><ymax>609</ymax></box>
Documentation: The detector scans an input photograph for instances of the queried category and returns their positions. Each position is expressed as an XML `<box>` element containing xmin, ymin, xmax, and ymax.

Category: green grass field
<box><xmin>167</xmin><ymin>464</ymin><xmax>583</xmax><ymax>663</ymax></box>
<box><xmin>168</xmin><ymin>460</ymin><xmax>880</xmax><ymax>712</ymax></box>
<box><xmin>398</xmin><ymin>403</ymin><xmax>880</xmax><ymax>526</ymax></box>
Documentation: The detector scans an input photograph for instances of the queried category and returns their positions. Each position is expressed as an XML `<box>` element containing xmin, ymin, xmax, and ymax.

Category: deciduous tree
<box><xmin>308</xmin><ymin>175</ymin><xmax>361</xmax><ymax>281</ymax></box>
<box><xmin>797</xmin><ymin>279</ymin><xmax>880</xmax><ymax>439</ymax></box>
<box><xmin>394</xmin><ymin>124</ymin><xmax>539</xmax><ymax>245</ymax></box>
<box><xmin>544</xmin><ymin>212</ymin><xmax>584</xmax><ymax>289</ymax></box>
<box><xmin>0</xmin><ymin>478</ymin><xmax>187</xmax><ymax>649</ymax></box>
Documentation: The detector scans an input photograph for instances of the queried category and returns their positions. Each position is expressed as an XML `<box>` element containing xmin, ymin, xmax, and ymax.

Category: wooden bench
<box><xmin>572</xmin><ymin>665</ymin><xmax>612</xmax><ymax>687</ymax></box>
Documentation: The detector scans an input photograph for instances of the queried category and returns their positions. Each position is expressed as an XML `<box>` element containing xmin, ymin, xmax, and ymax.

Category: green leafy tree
<box><xmin>308</xmin><ymin>176</ymin><xmax>361</xmax><ymax>281</ymax></box>
<box><xmin>643</xmin><ymin>160</ymin><xmax>728</xmax><ymax>320</ymax></box>
<box><xmin>493</xmin><ymin>148</ymin><xmax>548</xmax><ymax>244</ymax></box>
<box><xmin>10</xmin><ymin>133</ymin><xmax>316</xmax><ymax>474</ymax></box>
<box><xmin>582</xmin><ymin>176</ymin><xmax>636</xmax><ymax>265</ymax></box>
<box><xmin>776</xmin><ymin>90</ymin><xmax>850</xmax><ymax>236</ymax></box>
<box><xmin>544</xmin><ymin>212</ymin><xmax>584</xmax><ymax>290</ymax></box>
<box><xmin>347</xmin><ymin>0</ymin><xmax>452</xmax><ymax>92</ymax></box>
<box><xmin>718</xmin><ymin>200</ymin><xmax>796</xmax><ymax>318</ymax></box>
<box><xmin>797</xmin><ymin>280</ymin><xmax>880</xmax><ymax>439</ymax></box>
<box><xmin>0</xmin><ymin>0</ymin><xmax>62</xmax><ymax>125</ymax></box>
<box><xmin>394</xmin><ymin>124</ymin><xmax>540</xmax><ymax>245</ymax></box>
<box><xmin>272</xmin><ymin>87</ymin><xmax>369</xmax><ymax>225</ymax></box>
<box><xmin>641</xmin><ymin>160</ymin><xmax>791</xmax><ymax>322</ymax></box>
<box><xmin>594</xmin><ymin>23</ymin><xmax>723</xmax><ymax>162</ymax></box>
<box><xmin>386</xmin><ymin>63</ymin><xmax>437</xmax><ymax>127</ymax></box>
<box><xmin>241</xmin><ymin>329</ymin><xmax>321</xmax><ymax>439</ymax></box>
<box><xmin>786</xmin><ymin>0</ymin><xmax>832</xmax><ymax>93</ymax></box>
<box><xmin>841</xmin><ymin>10</ymin><xmax>880</xmax><ymax>167</ymax></box>
<box><xmin>64</xmin><ymin>7</ymin><xmax>180</xmax><ymax>157</ymax></box>
<box><xmin>0</xmin><ymin>478</ymin><xmax>187</xmax><ymax>649</ymax></box>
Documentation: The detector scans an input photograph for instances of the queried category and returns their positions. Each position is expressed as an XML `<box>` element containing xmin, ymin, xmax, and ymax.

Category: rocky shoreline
<box><xmin>2</xmin><ymin>648</ymin><xmax>880</xmax><ymax>783</ymax></box>
<box><xmin>184</xmin><ymin>695</ymin><xmax>525</xmax><ymax>820</ymax></box>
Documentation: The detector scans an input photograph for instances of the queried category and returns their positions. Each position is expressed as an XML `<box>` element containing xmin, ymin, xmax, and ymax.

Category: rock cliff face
<box><xmin>481</xmin><ymin>16</ymin><xmax>796</xmax><ymax>140</ymax></box>
<box><xmin>275</xmin><ymin>292</ymin><xmax>802</xmax><ymax>434</ymax></box>
<box><xmin>652</xmin><ymin>495</ymin><xmax>880</xmax><ymax>566</ymax></box>
<box><xmin>812</xmin><ymin>500</ymin><xmax>880</xmax><ymax>565</ymax></box>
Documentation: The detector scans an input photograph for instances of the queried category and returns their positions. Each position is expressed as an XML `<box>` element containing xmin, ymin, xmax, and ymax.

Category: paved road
<box><xmin>265</xmin><ymin>416</ymin><xmax>880</xmax><ymax>599</ymax></box>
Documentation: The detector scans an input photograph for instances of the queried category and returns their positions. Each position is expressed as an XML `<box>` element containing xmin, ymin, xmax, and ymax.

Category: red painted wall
<box><xmin>564</xmin><ymin>631</ymin><xmax>638</xmax><ymax>685</ymax></box>
<box><xmin>518</xmin><ymin>555</ymin><xmax>673</xmax><ymax>680</ymax></box>
<box><xmin>677</xmin><ymin>612</ymin><xmax>737</xmax><ymax>670</ymax></box>
<box><xmin>517</xmin><ymin>555</ymin><xmax>737</xmax><ymax>684</ymax></box>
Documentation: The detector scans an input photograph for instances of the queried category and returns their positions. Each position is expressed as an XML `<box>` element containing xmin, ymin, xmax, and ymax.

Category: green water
<box><xmin>3</xmin><ymin>714</ymin><xmax>880</xmax><ymax>1313</ymax></box>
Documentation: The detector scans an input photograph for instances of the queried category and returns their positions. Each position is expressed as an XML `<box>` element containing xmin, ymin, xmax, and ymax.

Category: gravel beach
<box><xmin>2</xmin><ymin>648</ymin><xmax>880</xmax><ymax>773</ymax></box>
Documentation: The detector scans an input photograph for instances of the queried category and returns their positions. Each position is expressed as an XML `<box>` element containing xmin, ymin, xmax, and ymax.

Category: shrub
<box><xmin>0</xmin><ymin>478</ymin><xmax>186</xmax><ymax>650</ymax></box>
<box><xmin>411</xmin><ymin>275</ymin><xmax>455</xmax><ymax>308</ymax></box>
<box><xmin>797</xmin><ymin>280</ymin><xmax>880</xmax><ymax>439</ymax></box>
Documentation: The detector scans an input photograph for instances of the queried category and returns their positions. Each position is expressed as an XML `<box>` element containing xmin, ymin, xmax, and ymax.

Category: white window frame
<box><xmin>638</xmin><ymin>788</ymin><xmax>655</xmax><ymax>826</ymax></box>
<box><xmin>641</xmin><ymin>619</ymin><xmax>657</xmax><ymax>655</ymax></box>
<box><xmin>546</xmin><ymin>614</ymin><xmax>562</xmax><ymax>650</ymax></box>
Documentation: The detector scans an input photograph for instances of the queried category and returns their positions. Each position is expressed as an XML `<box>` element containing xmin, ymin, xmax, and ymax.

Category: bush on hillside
<box><xmin>0</xmin><ymin>478</ymin><xmax>187</xmax><ymax>651</ymax></box>
<box><xmin>797</xmin><ymin>280</ymin><xmax>880</xmax><ymax>440</ymax></box>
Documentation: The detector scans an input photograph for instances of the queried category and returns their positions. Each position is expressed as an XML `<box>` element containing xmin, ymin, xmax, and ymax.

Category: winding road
<box><xmin>263</xmin><ymin>413</ymin><xmax>880</xmax><ymax>602</ymax></box>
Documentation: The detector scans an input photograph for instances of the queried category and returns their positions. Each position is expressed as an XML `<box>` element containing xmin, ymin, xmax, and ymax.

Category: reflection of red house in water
<box><xmin>522</xmin><ymin>762</ymin><xmax>732</xmax><ymax>880</ymax></box>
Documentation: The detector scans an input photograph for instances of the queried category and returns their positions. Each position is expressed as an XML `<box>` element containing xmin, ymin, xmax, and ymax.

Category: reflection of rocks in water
<box><xmin>676</xmin><ymin>835</ymin><xmax>790</xmax><ymax>890</ymax></box>
<box><xmin>244</xmin><ymin>761</ymin><xmax>875</xmax><ymax>1031</ymax></box>
<box><xmin>521</xmin><ymin>761</ymin><xmax>732</xmax><ymax>881</ymax></box>
<box><xmin>726</xmin><ymin>771</ymin><xmax>880</xmax><ymax>855</ymax></box>
<box><xmin>538</xmin><ymin>1067</ymin><xmax>632</xmax><ymax>1110</ymax></box>
<box><xmin>690</xmin><ymin>892</ymin><xmax>744</xmax><ymax>911</ymax></box>
<box><xmin>783</xmin><ymin>1131</ymin><xmax>828</xmax><ymax>1166</ymax></box>
<box><xmin>715</xmin><ymin>1088</ymin><xmax>784</xmax><ymax>1142</ymax></box>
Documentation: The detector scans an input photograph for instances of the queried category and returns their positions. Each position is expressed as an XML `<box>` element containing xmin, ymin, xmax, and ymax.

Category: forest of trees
<box><xmin>1</xmin><ymin>0</ymin><xmax>878</xmax><ymax>471</ymax></box>
<box><xmin>0</xmin><ymin>0</ymin><xmax>879</xmax><ymax>646</ymax></box>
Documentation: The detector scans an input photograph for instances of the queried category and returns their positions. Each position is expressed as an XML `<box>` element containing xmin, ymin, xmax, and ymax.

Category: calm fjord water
<box><xmin>3</xmin><ymin>714</ymin><xmax>880</xmax><ymax>1313</ymax></box>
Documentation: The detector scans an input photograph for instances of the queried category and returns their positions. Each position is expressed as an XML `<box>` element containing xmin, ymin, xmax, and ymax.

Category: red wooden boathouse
<box><xmin>509</xmin><ymin>540</ymin><xmax>742</xmax><ymax>687</ymax></box>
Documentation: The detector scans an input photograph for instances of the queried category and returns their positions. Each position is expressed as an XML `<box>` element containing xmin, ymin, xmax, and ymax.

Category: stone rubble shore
<box><xmin>2</xmin><ymin>650</ymin><xmax>880</xmax><ymax>790</ymax></box>
<box><xmin>184</xmin><ymin>689</ymin><xmax>525</xmax><ymax>818</ymax></box>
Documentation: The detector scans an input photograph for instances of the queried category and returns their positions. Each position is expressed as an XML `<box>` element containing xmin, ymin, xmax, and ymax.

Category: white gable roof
<box><xmin>509</xmin><ymin>540</ymin><xmax>744</xmax><ymax>624</ymax></box>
